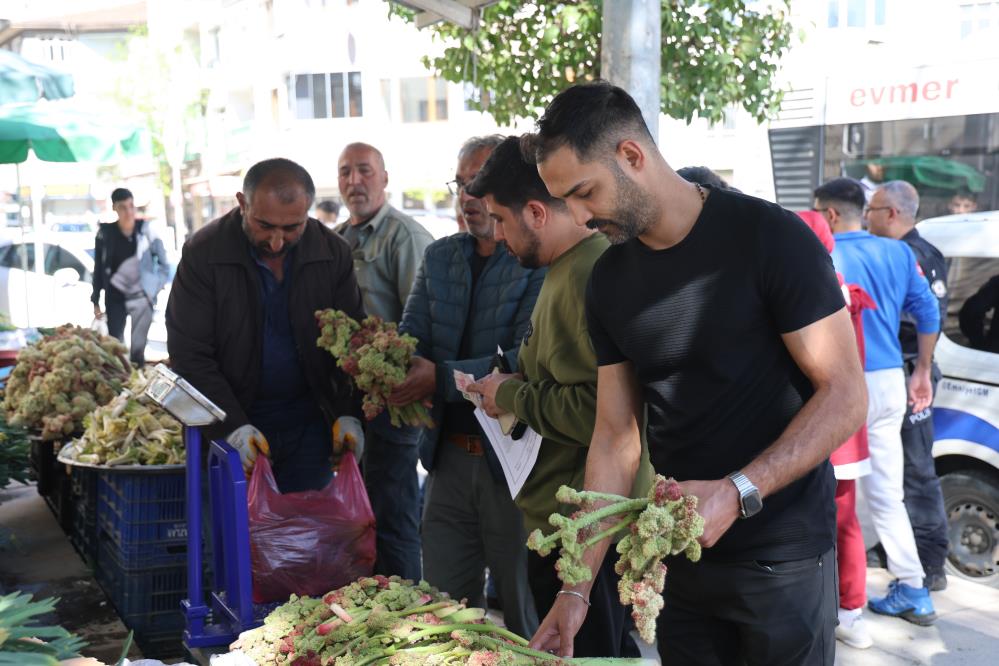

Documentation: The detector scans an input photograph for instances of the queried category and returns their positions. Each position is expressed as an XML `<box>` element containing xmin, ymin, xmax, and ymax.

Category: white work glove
<box><xmin>332</xmin><ymin>416</ymin><xmax>364</xmax><ymax>468</ymax></box>
<box><xmin>226</xmin><ymin>424</ymin><xmax>270</xmax><ymax>474</ymax></box>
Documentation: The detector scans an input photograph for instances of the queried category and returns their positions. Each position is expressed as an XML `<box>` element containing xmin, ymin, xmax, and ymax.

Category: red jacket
<box><xmin>831</xmin><ymin>281</ymin><xmax>875</xmax><ymax>479</ymax></box>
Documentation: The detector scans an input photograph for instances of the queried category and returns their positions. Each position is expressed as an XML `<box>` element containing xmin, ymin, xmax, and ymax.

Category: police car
<box><xmin>919</xmin><ymin>210</ymin><xmax>999</xmax><ymax>587</ymax></box>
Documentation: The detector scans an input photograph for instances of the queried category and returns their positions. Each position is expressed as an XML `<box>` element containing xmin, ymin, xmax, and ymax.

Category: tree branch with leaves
<box><xmin>390</xmin><ymin>0</ymin><xmax>793</xmax><ymax>126</ymax></box>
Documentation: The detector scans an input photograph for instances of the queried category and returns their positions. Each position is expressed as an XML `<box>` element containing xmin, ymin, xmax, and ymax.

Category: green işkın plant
<box><xmin>316</xmin><ymin>310</ymin><xmax>434</xmax><ymax>429</ymax></box>
<box><xmin>527</xmin><ymin>475</ymin><xmax>704</xmax><ymax>643</ymax></box>
<box><xmin>3</xmin><ymin>325</ymin><xmax>131</xmax><ymax>440</ymax></box>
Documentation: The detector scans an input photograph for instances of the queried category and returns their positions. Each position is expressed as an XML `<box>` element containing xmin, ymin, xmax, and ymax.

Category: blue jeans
<box><xmin>902</xmin><ymin>362</ymin><xmax>949</xmax><ymax>573</ymax></box>
<box><xmin>363</xmin><ymin>412</ymin><xmax>423</xmax><ymax>581</ymax></box>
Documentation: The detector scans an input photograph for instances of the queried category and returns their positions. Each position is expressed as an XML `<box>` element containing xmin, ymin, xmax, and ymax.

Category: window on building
<box><xmin>380</xmin><ymin>79</ymin><xmax>393</xmax><ymax>118</ymax></box>
<box><xmin>961</xmin><ymin>2</ymin><xmax>999</xmax><ymax>39</ymax></box>
<box><xmin>827</xmin><ymin>0</ymin><xmax>887</xmax><ymax>28</ymax></box>
<box><xmin>400</xmin><ymin>77</ymin><xmax>449</xmax><ymax>122</ymax></box>
<box><xmin>290</xmin><ymin>72</ymin><xmax>363</xmax><ymax>119</ymax></box>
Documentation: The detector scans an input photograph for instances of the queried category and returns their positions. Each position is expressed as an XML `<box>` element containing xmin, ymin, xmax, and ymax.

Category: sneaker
<box><xmin>868</xmin><ymin>581</ymin><xmax>937</xmax><ymax>626</ymax></box>
<box><xmin>925</xmin><ymin>568</ymin><xmax>948</xmax><ymax>592</ymax></box>
<box><xmin>836</xmin><ymin>612</ymin><xmax>873</xmax><ymax>649</ymax></box>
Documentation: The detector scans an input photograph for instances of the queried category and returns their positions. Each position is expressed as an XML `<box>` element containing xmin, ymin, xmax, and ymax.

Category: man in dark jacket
<box><xmin>166</xmin><ymin>158</ymin><xmax>365</xmax><ymax>493</ymax></box>
<box><xmin>389</xmin><ymin>135</ymin><xmax>544</xmax><ymax>639</ymax></box>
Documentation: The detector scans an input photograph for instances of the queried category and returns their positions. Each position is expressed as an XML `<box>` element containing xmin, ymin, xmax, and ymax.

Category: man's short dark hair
<box><xmin>813</xmin><ymin>178</ymin><xmax>866</xmax><ymax>217</ymax></box>
<box><xmin>677</xmin><ymin>166</ymin><xmax>731</xmax><ymax>191</ymax></box>
<box><xmin>111</xmin><ymin>188</ymin><xmax>133</xmax><ymax>204</ymax></box>
<box><xmin>465</xmin><ymin>136</ymin><xmax>563</xmax><ymax>212</ymax></box>
<box><xmin>243</xmin><ymin>158</ymin><xmax>316</xmax><ymax>206</ymax></box>
<box><xmin>521</xmin><ymin>81</ymin><xmax>654</xmax><ymax>165</ymax></box>
<box><xmin>317</xmin><ymin>200</ymin><xmax>340</xmax><ymax>215</ymax></box>
<box><xmin>952</xmin><ymin>189</ymin><xmax>977</xmax><ymax>203</ymax></box>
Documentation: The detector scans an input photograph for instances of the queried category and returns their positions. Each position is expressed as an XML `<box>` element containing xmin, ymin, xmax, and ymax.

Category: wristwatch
<box><xmin>727</xmin><ymin>471</ymin><xmax>763</xmax><ymax>519</ymax></box>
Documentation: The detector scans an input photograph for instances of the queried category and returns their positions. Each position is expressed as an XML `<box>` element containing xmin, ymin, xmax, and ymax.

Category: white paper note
<box><xmin>453</xmin><ymin>370</ymin><xmax>543</xmax><ymax>498</ymax></box>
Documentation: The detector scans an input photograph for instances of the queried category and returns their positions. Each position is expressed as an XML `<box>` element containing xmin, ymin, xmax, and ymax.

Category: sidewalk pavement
<box><xmin>837</xmin><ymin>568</ymin><xmax>999</xmax><ymax>665</ymax></box>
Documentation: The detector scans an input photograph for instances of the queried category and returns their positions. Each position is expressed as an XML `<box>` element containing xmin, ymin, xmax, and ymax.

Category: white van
<box><xmin>918</xmin><ymin>210</ymin><xmax>999</xmax><ymax>587</ymax></box>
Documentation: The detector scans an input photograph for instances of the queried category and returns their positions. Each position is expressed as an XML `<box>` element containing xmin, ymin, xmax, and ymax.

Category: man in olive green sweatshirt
<box><xmin>466</xmin><ymin>136</ymin><xmax>652</xmax><ymax>659</ymax></box>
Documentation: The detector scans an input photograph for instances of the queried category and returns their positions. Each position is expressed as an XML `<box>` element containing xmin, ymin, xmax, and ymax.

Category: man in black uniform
<box><xmin>866</xmin><ymin>180</ymin><xmax>950</xmax><ymax>591</ymax></box>
<box><xmin>523</xmin><ymin>82</ymin><xmax>868</xmax><ymax>665</ymax></box>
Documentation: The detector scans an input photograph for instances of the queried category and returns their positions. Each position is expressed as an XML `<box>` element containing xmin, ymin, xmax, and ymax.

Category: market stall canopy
<box><xmin>0</xmin><ymin>49</ymin><xmax>74</xmax><ymax>104</ymax></box>
<box><xmin>850</xmin><ymin>156</ymin><xmax>987</xmax><ymax>193</ymax></box>
<box><xmin>0</xmin><ymin>101</ymin><xmax>149</xmax><ymax>163</ymax></box>
<box><xmin>394</xmin><ymin>0</ymin><xmax>496</xmax><ymax>28</ymax></box>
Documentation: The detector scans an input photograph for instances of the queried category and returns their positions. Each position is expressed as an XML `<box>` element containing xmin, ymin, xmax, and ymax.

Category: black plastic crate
<box><xmin>134</xmin><ymin>630</ymin><xmax>186</xmax><ymax>660</ymax></box>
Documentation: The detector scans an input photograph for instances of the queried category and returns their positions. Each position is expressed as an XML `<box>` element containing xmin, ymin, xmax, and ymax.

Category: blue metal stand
<box><xmin>182</xmin><ymin>426</ymin><xmax>261</xmax><ymax>648</ymax></box>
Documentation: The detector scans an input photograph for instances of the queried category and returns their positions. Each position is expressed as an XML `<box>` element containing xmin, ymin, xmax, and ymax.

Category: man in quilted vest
<box><xmin>390</xmin><ymin>135</ymin><xmax>545</xmax><ymax>639</ymax></box>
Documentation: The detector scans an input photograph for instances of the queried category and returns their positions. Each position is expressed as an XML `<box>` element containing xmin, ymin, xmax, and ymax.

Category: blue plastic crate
<box><xmin>96</xmin><ymin>470</ymin><xmax>188</xmax><ymax>567</ymax></box>
<box><xmin>71</xmin><ymin>505</ymin><xmax>97</xmax><ymax>564</ymax></box>
<box><xmin>98</xmin><ymin>471</ymin><xmax>185</xmax><ymax>523</ymax></box>
<box><xmin>96</xmin><ymin>536</ymin><xmax>186</xmax><ymax>637</ymax></box>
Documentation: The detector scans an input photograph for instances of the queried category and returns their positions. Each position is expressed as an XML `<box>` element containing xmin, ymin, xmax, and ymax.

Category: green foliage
<box><xmin>0</xmin><ymin>416</ymin><xmax>30</xmax><ymax>495</ymax></box>
<box><xmin>0</xmin><ymin>592</ymin><xmax>87</xmax><ymax>665</ymax></box>
<box><xmin>107</xmin><ymin>27</ymin><xmax>208</xmax><ymax>198</ymax></box>
<box><xmin>389</xmin><ymin>0</ymin><xmax>793</xmax><ymax>126</ymax></box>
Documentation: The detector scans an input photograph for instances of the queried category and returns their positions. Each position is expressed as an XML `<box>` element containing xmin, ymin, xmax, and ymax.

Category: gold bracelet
<box><xmin>556</xmin><ymin>590</ymin><xmax>591</xmax><ymax>607</ymax></box>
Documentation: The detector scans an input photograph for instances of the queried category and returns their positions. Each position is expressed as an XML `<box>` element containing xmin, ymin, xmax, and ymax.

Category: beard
<box><xmin>586</xmin><ymin>163</ymin><xmax>659</xmax><ymax>245</ymax></box>
<box><xmin>507</xmin><ymin>213</ymin><xmax>542</xmax><ymax>268</ymax></box>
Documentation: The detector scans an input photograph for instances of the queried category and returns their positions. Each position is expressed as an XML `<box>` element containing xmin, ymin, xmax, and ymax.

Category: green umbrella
<box><xmin>852</xmin><ymin>156</ymin><xmax>986</xmax><ymax>193</ymax></box>
<box><xmin>0</xmin><ymin>50</ymin><xmax>75</xmax><ymax>104</ymax></box>
<box><xmin>0</xmin><ymin>102</ymin><xmax>149</xmax><ymax>164</ymax></box>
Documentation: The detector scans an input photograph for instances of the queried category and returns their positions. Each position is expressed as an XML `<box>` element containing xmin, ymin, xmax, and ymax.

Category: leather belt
<box><xmin>446</xmin><ymin>433</ymin><xmax>485</xmax><ymax>456</ymax></box>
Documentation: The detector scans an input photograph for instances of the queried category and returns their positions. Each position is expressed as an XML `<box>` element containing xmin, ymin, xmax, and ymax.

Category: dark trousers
<box><xmin>106</xmin><ymin>297</ymin><xmax>128</xmax><ymax>341</ymax></box>
<box><xmin>901</xmin><ymin>364</ymin><xmax>949</xmax><ymax>573</ymax></box>
<box><xmin>658</xmin><ymin>548</ymin><xmax>837</xmax><ymax>666</ymax></box>
<box><xmin>363</xmin><ymin>413</ymin><xmax>423</xmax><ymax>581</ymax></box>
<box><xmin>528</xmin><ymin>550</ymin><xmax>640</xmax><ymax>658</ymax></box>
<box><xmin>256</xmin><ymin>412</ymin><xmax>332</xmax><ymax>494</ymax></box>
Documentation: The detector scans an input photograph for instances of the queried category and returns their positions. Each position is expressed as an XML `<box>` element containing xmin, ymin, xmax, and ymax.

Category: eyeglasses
<box><xmin>446</xmin><ymin>179</ymin><xmax>467</xmax><ymax>196</ymax></box>
<box><xmin>863</xmin><ymin>206</ymin><xmax>893</xmax><ymax>216</ymax></box>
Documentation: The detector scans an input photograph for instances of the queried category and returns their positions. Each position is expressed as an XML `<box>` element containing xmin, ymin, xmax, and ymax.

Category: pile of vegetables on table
<box><xmin>316</xmin><ymin>310</ymin><xmax>434</xmax><ymax>429</ymax></box>
<box><xmin>527</xmin><ymin>476</ymin><xmax>704</xmax><ymax>644</ymax></box>
<box><xmin>0</xmin><ymin>414</ymin><xmax>30</xmax><ymax>494</ymax></box>
<box><xmin>0</xmin><ymin>591</ymin><xmax>86</xmax><ymax>665</ymax></box>
<box><xmin>60</xmin><ymin>369</ymin><xmax>184</xmax><ymax>467</ymax></box>
<box><xmin>2</xmin><ymin>325</ymin><xmax>131</xmax><ymax>440</ymax></box>
<box><xmin>231</xmin><ymin>575</ymin><xmax>641</xmax><ymax>665</ymax></box>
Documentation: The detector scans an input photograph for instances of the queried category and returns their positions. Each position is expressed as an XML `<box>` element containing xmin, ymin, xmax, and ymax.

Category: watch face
<box><xmin>743</xmin><ymin>490</ymin><xmax>763</xmax><ymax>518</ymax></box>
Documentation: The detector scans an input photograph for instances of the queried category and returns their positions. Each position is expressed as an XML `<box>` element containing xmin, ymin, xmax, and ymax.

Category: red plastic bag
<box><xmin>248</xmin><ymin>452</ymin><xmax>376</xmax><ymax>603</ymax></box>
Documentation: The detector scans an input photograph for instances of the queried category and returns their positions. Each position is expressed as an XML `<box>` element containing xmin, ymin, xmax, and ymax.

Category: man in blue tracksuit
<box><xmin>815</xmin><ymin>178</ymin><xmax>940</xmax><ymax>626</ymax></box>
<box><xmin>866</xmin><ymin>180</ymin><xmax>951</xmax><ymax>592</ymax></box>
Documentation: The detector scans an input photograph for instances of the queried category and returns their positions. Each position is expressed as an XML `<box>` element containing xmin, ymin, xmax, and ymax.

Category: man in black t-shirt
<box><xmin>524</xmin><ymin>83</ymin><xmax>867</xmax><ymax>665</ymax></box>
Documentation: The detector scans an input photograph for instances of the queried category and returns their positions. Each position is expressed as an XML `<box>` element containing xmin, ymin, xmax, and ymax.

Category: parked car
<box><xmin>0</xmin><ymin>238</ymin><xmax>96</xmax><ymax>329</ymax></box>
<box><xmin>918</xmin><ymin>210</ymin><xmax>999</xmax><ymax>587</ymax></box>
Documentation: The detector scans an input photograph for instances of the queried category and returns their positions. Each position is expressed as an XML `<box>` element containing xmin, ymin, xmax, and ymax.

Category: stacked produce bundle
<box><xmin>232</xmin><ymin>575</ymin><xmax>604</xmax><ymax>665</ymax></box>
<box><xmin>0</xmin><ymin>415</ymin><xmax>30</xmax><ymax>494</ymax></box>
<box><xmin>0</xmin><ymin>591</ymin><xmax>87</xmax><ymax>665</ymax></box>
<box><xmin>315</xmin><ymin>310</ymin><xmax>434</xmax><ymax>428</ymax></box>
<box><xmin>527</xmin><ymin>476</ymin><xmax>705</xmax><ymax>644</ymax></box>
<box><xmin>3</xmin><ymin>325</ymin><xmax>131</xmax><ymax>440</ymax></box>
<box><xmin>60</xmin><ymin>370</ymin><xmax>184</xmax><ymax>467</ymax></box>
